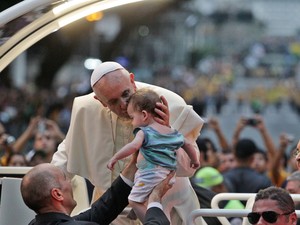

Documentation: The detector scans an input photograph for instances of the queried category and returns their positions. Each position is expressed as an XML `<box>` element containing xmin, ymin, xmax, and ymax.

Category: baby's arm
<box><xmin>181</xmin><ymin>137</ymin><xmax>200</xmax><ymax>169</ymax></box>
<box><xmin>107</xmin><ymin>130</ymin><xmax>144</xmax><ymax>170</ymax></box>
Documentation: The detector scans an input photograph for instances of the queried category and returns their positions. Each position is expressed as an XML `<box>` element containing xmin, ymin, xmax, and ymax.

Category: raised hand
<box><xmin>154</xmin><ymin>95</ymin><xmax>170</xmax><ymax>127</ymax></box>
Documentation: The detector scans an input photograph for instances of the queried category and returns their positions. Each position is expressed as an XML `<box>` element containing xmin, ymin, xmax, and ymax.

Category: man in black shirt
<box><xmin>223</xmin><ymin>139</ymin><xmax>272</xmax><ymax>194</ymax></box>
<box><xmin>21</xmin><ymin>161</ymin><xmax>173</xmax><ymax>225</ymax></box>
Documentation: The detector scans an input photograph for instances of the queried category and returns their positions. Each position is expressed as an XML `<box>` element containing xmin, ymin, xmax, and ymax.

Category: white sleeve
<box><xmin>147</xmin><ymin>202</ymin><xmax>163</xmax><ymax>210</ymax></box>
<box><xmin>120</xmin><ymin>174</ymin><xmax>134</xmax><ymax>187</ymax></box>
<box><xmin>51</xmin><ymin>139</ymin><xmax>74</xmax><ymax>180</ymax></box>
<box><xmin>172</xmin><ymin>107</ymin><xmax>203</xmax><ymax>177</ymax></box>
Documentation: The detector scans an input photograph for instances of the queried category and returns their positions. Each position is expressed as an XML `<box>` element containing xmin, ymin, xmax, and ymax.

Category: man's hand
<box><xmin>148</xmin><ymin>171</ymin><xmax>175</xmax><ymax>204</ymax></box>
<box><xmin>279</xmin><ymin>133</ymin><xmax>290</xmax><ymax>149</ymax></box>
<box><xmin>208</xmin><ymin>117</ymin><xmax>221</xmax><ymax>131</ymax></box>
<box><xmin>253</xmin><ymin>115</ymin><xmax>265</xmax><ymax>131</ymax></box>
<box><xmin>46</xmin><ymin>119</ymin><xmax>65</xmax><ymax>142</ymax></box>
<box><xmin>238</xmin><ymin>117</ymin><xmax>248</xmax><ymax>130</ymax></box>
<box><xmin>24</xmin><ymin>116</ymin><xmax>40</xmax><ymax>137</ymax></box>
<box><xmin>154</xmin><ymin>95</ymin><xmax>170</xmax><ymax>127</ymax></box>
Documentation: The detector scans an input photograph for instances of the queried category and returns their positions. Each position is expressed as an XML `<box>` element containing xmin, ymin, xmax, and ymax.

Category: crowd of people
<box><xmin>0</xmin><ymin>61</ymin><xmax>300</xmax><ymax>225</ymax></box>
<box><xmin>193</xmin><ymin>114</ymin><xmax>298</xmax><ymax>185</ymax></box>
<box><xmin>0</xmin><ymin>115</ymin><xmax>65</xmax><ymax>167</ymax></box>
<box><xmin>191</xmin><ymin>114</ymin><xmax>300</xmax><ymax>224</ymax></box>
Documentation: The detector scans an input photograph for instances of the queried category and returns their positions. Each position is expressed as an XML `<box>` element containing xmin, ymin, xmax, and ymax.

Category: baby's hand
<box><xmin>107</xmin><ymin>159</ymin><xmax>117</xmax><ymax>170</ymax></box>
<box><xmin>190</xmin><ymin>161</ymin><xmax>200</xmax><ymax>169</ymax></box>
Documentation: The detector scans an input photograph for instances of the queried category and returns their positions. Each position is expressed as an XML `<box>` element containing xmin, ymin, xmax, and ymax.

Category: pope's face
<box><xmin>93</xmin><ymin>69</ymin><xmax>136</xmax><ymax>118</ymax></box>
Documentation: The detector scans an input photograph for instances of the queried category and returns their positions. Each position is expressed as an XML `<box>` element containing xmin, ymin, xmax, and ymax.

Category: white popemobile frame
<box><xmin>0</xmin><ymin>0</ymin><xmax>167</xmax><ymax>72</ymax></box>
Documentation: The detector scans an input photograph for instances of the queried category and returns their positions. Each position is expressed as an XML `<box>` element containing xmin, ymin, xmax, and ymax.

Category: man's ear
<box><xmin>51</xmin><ymin>188</ymin><xmax>63</xmax><ymax>201</ymax></box>
<box><xmin>93</xmin><ymin>95</ymin><xmax>107</xmax><ymax>107</ymax></box>
<box><xmin>129</xmin><ymin>73</ymin><xmax>136</xmax><ymax>91</ymax></box>
<box><xmin>290</xmin><ymin>212</ymin><xmax>298</xmax><ymax>224</ymax></box>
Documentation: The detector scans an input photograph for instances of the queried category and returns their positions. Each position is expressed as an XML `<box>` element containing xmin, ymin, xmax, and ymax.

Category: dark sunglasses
<box><xmin>247</xmin><ymin>210</ymin><xmax>294</xmax><ymax>224</ymax></box>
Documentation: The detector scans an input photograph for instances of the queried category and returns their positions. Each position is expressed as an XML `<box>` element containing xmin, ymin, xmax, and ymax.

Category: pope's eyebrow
<box><xmin>121</xmin><ymin>89</ymin><xmax>130</xmax><ymax>98</ymax></box>
<box><xmin>107</xmin><ymin>89</ymin><xmax>130</xmax><ymax>105</ymax></box>
<box><xmin>107</xmin><ymin>98</ymin><xmax>118</xmax><ymax>105</ymax></box>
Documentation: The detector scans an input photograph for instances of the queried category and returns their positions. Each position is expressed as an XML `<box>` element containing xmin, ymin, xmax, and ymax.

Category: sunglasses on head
<box><xmin>247</xmin><ymin>210</ymin><xmax>294</xmax><ymax>224</ymax></box>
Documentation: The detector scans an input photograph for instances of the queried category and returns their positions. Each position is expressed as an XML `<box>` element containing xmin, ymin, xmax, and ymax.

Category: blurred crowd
<box><xmin>0</xmin><ymin>65</ymin><xmax>300</xmax><ymax>225</ymax></box>
<box><xmin>0</xmin><ymin>58</ymin><xmax>299</xmax><ymax>168</ymax></box>
<box><xmin>0</xmin><ymin>86</ymin><xmax>74</xmax><ymax>167</ymax></box>
<box><xmin>0</xmin><ymin>37</ymin><xmax>300</xmax><ymax>225</ymax></box>
<box><xmin>190</xmin><ymin>116</ymin><xmax>299</xmax><ymax>225</ymax></box>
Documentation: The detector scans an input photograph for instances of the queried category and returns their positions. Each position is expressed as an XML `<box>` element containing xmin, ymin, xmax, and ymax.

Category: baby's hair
<box><xmin>129</xmin><ymin>88</ymin><xmax>161</xmax><ymax>118</ymax></box>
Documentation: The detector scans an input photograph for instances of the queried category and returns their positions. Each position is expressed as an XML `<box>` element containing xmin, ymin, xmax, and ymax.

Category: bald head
<box><xmin>90</xmin><ymin>61</ymin><xmax>125</xmax><ymax>87</ymax></box>
<box><xmin>21</xmin><ymin>163</ymin><xmax>62</xmax><ymax>213</ymax></box>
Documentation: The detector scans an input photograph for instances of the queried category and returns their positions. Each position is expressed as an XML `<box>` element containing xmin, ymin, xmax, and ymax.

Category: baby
<box><xmin>107</xmin><ymin>88</ymin><xmax>200</xmax><ymax>223</ymax></box>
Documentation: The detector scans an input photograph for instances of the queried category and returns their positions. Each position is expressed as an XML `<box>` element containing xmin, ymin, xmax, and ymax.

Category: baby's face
<box><xmin>127</xmin><ymin>102</ymin><xmax>146</xmax><ymax>128</ymax></box>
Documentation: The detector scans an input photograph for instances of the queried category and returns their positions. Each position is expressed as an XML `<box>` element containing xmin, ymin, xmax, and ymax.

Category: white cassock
<box><xmin>52</xmin><ymin>81</ymin><xmax>204</xmax><ymax>225</ymax></box>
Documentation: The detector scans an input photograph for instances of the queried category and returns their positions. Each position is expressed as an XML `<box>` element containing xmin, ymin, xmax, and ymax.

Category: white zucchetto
<box><xmin>90</xmin><ymin>61</ymin><xmax>124</xmax><ymax>87</ymax></box>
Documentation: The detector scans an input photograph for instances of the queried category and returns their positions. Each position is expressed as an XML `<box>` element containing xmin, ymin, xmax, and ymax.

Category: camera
<box><xmin>246</xmin><ymin>118</ymin><xmax>259</xmax><ymax>126</ymax></box>
<box><xmin>3</xmin><ymin>135</ymin><xmax>16</xmax><ymax>146</ymax></box>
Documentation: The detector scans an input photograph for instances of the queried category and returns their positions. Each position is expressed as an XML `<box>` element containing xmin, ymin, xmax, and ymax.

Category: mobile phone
<box><xmin>246</xmin><ymin>118</ymin><xmax>259</xmax><ymax>126</ymax></box>
<box><xmin>38</xmin><ymin>121</ymin><xmax>46</xmax><ymax>133</ymax></box>
<box><xmin>3</xmin><ymin>135</ymin><xmax>16</xmax><ymax>146</ymax></box>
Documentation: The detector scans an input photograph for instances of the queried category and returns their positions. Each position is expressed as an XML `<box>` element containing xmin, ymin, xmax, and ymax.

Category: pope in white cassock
<box><xmin>51</xmin><ymin>62</ymin><xmax>204</xmax><ymax>225</ymax></box>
